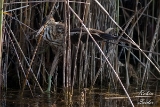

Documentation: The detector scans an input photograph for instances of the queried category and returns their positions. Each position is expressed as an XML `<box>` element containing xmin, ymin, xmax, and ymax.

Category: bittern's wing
<box><xmin>70</xmin><ymin>28</ymin><xmax>119</xmax><ymax>43</ymax></box>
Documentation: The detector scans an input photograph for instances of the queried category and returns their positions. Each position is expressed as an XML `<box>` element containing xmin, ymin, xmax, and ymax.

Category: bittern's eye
<box><xmin>56</xmin><ymin>25</ymin><xmax>64</xmax><ymax>33</ymax></box>
<box><xmin>58</xmin><ymin>26</ymin><xmax>62</xmax><ymax>29</ymax></box>
<box><xmin>56</xmin><ymin>27</ymin><xmax>63</xmax><ymax>33</ymax></box>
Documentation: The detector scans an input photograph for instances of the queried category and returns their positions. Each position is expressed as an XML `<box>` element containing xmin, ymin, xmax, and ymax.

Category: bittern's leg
<box><xmin>45</xmin><ymin>49</ymin><xmax>60</xmax><ymax>93</ymax></box>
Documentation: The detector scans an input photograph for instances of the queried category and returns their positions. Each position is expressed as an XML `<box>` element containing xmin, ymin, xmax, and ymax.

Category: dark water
<box><xmin>1</xmin><ymin>90</ymin><xmax>64</xmax><ymax>107</ymax></box>
<box><xmin>1</xmin><ymin>89</ymin><xmax>160</xmax><ymax>107</ymax></box>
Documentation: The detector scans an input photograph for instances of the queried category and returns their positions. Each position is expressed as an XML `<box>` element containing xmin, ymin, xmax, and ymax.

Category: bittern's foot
<box><xmin>44</xmin><ymin>89</ymin><xmax>51</xmax><ymax>93</ymax></box>
<box><xmin>44</xmin><ymin>75</ymin><xmax>52</xmax><ymax>93</ymax></box>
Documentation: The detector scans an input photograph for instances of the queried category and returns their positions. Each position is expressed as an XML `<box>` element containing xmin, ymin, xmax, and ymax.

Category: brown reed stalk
<box><xmin>82</xmin><ymin>0</ymin><xmax>90</xmax><ymax>88</ymax></box>
<box><xmin>0</xmin><ymin>0</ymin><xmax>4</xmax><ymax>90</ymax></box>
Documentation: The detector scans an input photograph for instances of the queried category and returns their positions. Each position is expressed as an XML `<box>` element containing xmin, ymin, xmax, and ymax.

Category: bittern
<box><xmin>41</xmin><ymin>17</ymin><xmax>131</xmax><ymax>92</ymax></box>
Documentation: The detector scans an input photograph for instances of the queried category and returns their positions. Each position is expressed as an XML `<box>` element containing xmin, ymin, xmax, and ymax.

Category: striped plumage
<box><xmin>43</xmin><ymin>17</ymin><xmax>65</xmax><ymax>46</ymax></box>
